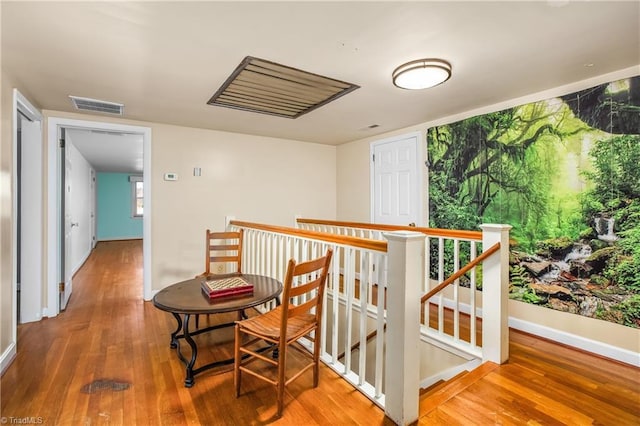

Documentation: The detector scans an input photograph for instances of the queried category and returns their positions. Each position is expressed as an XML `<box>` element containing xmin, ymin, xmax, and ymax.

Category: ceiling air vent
<box><xmin>208</xmin><ymin>56</ymin><xmax>360</xmax><ymax>119</ymax></box>
<box><xmin>69</xmin><ymin>96</ymin><xmax>124</xmax><ymax>115</ymax></box>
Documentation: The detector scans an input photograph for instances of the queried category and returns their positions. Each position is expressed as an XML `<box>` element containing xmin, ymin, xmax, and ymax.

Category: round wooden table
<box><xmin>153</xmin><ymin>274</ymin><xmax>282</xmax><ymax>387</ymax></box>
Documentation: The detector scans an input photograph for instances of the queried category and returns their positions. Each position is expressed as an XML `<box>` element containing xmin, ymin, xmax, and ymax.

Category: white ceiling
<box><xmin>66</xmin><ymin>129</ymin><xmax>143</xmax><ymax>173</ymax></box>
<box><xmin>3</xmin><ymin>2</ymin><xmax>639</xmax><ymax>157</ymax></box>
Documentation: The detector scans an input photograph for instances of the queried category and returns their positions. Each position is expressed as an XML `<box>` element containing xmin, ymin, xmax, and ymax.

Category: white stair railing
<box><xmin>233</xmin><ymin>219</ymin><xmax>510</xmax><ymax>425</ymax></box>
<box><xmin>229</xmin><ymin>220</ymin><xmax>389</xmax><ymax>407</ymax></box>
<box><xmin>298</xmin><ymin>218</ymin><xmax>511</xmax><ymax>361</ymax></box>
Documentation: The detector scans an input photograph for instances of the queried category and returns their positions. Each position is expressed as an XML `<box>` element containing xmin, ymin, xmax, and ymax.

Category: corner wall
<box><xmin>42</xmin><ymin>110</ymin><xmax>337</xmax><ymax>294</ymax></box>
<box><xmin>0</xmin><ymin>66</ymin><xmax>16</xmax><ymax>369</ymax></box>
<box><xmin>149</xmin><ymin>121</ymin><xmax>337</xmax><ymax>289</ymax></box>
<box><xmin>336</xmin><ymin>66</ymin><xmax>640</xmax><ymax>359</ymax></box>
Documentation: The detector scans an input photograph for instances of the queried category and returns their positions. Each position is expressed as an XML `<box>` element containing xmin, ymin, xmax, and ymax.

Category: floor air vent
<box><xmin>69</xmin><ymin>96</ymin><xmax>124</xmax><ymax>115</ymax></box>
<box><xmin>208</xmin><ymin>56</ymin><xmax>360</xmax><ymax>119</ymax></box>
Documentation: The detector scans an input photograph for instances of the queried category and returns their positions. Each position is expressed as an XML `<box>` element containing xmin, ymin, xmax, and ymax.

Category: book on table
<box><xmin>201</xmin><ymin>276</ymin><xmax>254</xmax><ymax>299</ymax></box>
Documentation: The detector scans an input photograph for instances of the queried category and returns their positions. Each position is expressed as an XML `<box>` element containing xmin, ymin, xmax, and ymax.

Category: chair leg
<box><xmin>276</xmin><ymin>344</ymin><xmax>287</xmax><ymax>417</ymax></box>
<box><xmin>234</xmin><ymin>325</ymin><xmax>241</xmax><ymax>397</ymax></box>
<box><xmin>195</xmin><ymin>314</ymin><xmax>199</xmax><ymax>329</ymax></box>
<box><xmin>313</xmin><ymin>341</ymin><xmax>320</xmax><ymax>388</ymax></box>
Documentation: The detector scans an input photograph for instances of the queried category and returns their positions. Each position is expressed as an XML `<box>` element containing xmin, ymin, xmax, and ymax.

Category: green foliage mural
<box><xmin>427</xmin><ymin>76</ymin><xmax>640</xmax><ymax>328</ymax></box>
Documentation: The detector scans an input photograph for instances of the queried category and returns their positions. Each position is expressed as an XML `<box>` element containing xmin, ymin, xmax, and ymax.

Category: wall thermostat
<box><xmin>164</xmin><ymin>172</ymin><xmax>178</xmax><ymax>181</ymax></box>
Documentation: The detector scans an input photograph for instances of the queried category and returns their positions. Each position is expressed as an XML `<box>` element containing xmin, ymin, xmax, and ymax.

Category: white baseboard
<box><xmin>508</xmin><ymin>316</ymin><xmax>640</xmax><ymax>367</ymax></box>
<box><xmin>145</xmin><ymin>288</ymin><xmax>159</xmax><ymax>302</ymax></box>
<box><xmin>1</xmin><ymin>342</ymin><xmax>17</xmax><ymax>376</ymax></box>
<box><xmin>72</xmin><ymin>248</ymin><xmax>93</xmax><ymax>277</ymax></box>
<box><xmin>97</xmin><ymin>236</ymin><xmax>143</xmax><ymax>242</ymax></box>
<box><xmin>431</xmin><ymin>296</ymin><xmax>639</xmax><ymax>367</ymax></box>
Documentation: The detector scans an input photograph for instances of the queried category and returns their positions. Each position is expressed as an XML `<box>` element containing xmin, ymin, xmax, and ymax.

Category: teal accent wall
<box><xmin>97</xmin><ymin>173</ymin><xmax>143</xmax><ymax>240</ymax></box>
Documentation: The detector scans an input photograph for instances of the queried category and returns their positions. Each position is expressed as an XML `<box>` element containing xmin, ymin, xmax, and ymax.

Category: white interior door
<box><xmin>60</xmin><ymin>130</ymin><xmax>73</xmax><ymax>310</ymax></box>
<box><xmin>19</xmin><ymin>119</ymin><xmax>43</xmax><ymax>323</ymax></box>
<box><xmin>372</xmin><ymin>133</ymin><xmax>421</xmax><ymax>226</ymax></box>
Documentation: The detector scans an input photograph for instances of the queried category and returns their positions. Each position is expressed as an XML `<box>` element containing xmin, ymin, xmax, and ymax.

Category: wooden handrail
<box><xmin>337</xmin><ymin>242</ymin><xmax>501</xmax><ymax>358</ymax></box>
<box><xmin>296</xmin><ymin>218</ymin><xmax>483</xmax><ymax>241</ymax></box>
<box><xmin>420</xmin><ymin>242</ymin><xmax>501</xmax><ymax>304</ymax></box>
<box><xmin>229</xmin><ymin>220</ymin><xmax>388</xmax><ymax>252</ymax></box>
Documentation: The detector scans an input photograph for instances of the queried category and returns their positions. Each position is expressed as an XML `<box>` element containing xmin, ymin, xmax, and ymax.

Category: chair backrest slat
<box><xmin>288</xmin><ymin>297</ymin><xmax>318</xmax><ymax>318</ymax></box>
<box><xmin>279</xmin><ymin>249</ymin><xmax>333</xmax><ymax>337</ymax></box>
<box><xmin>204</xmin><ymin>229</ymin><xmax>243</xmax><ymax>276</ymax></box>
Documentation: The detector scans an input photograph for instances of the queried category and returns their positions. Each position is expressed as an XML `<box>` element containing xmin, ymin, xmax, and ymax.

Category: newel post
<box><xmin>480</xmin><ymin>224</ymin><xmax>512</xmax><ymax>364</ymax></box>
<box><xmin>382</xmin><ymin>231</ymin><xmax>425</xmax><ymax>426</ymax></box>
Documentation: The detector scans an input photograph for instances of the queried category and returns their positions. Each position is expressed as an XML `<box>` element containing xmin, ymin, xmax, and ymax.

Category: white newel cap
<box><xmin>382</xmin><ymin>230</ymin><xmax>425</xmax><ymax>242</ymax></box>
<box><xmin>479</xmin><ymin>224</ymin><xmax>513</xmax><ymax>232</ymax></box>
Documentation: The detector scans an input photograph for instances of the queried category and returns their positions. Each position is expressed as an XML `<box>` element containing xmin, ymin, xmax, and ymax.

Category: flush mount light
<box><xmin>392</xmin><ymin>58</ymin><xmax>452</xmax><ymax>90</ymax></box>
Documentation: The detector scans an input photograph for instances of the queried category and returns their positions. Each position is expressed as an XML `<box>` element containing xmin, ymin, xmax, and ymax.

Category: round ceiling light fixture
<box><xmin>392</xmin><ymin>58</ymin><xmax>452</xmax><ymax>90</ymax></box>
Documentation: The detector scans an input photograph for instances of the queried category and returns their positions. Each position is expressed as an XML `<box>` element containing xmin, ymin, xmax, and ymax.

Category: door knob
<box><xmin>71</xmin><ymin>222</ymin><xmax>79</xmax><ymax>227</ymax></box>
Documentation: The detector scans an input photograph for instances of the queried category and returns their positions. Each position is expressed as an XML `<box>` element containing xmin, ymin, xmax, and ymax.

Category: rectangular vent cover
<box><xmin>208</xmin><ymin>56</ymin><xmax>360</xmax><ymax>119</ymax></box>
<box><xmin>69</xmin><ymin>96</ymin><xmax>124</xmax><ymax>115</ymax></box>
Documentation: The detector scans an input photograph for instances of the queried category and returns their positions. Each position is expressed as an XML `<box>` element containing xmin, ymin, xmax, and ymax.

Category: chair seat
<box><xmin>234</xmin><ymin>248</ymin><xmax>333</xmax><ymax>418</ymax></box>
<box><xmin>238</xmin><ymin>306</ymin><xmax>316</xmax><ymax>340</ymax></box>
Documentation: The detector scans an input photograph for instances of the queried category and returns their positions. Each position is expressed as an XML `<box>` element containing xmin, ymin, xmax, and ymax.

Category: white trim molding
<box><xmin>508</xmin><ymin>316</ymin><xmax>640</xmax><ymax>368</ymax></box>
<box><xmin>0</xmin><ymin>343</ymin><xmax>17</xmax><ymax>376</ymax></box>
<box><xmin>11</xmin><ymin>89</ymin><xmax>44</xmax><ymax>368</ymax></box>
<box><xmin>47</xmin><ymin>117</ymin><xmax>153</xmax><ymax>316</ymax></box>
<box><xmin>432</xmin><ymin>296</ymin><xmax>639</xmax><ymax>367</ymax></box>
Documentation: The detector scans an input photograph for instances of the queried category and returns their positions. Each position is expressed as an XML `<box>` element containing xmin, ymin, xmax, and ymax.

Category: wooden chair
<box><xmin>197</xmin><ymin>229</ymin><xmax>244</xmax><ymax>278</ymax></box>
<box><xmin>195</xmin><ymin>229</ymin><xmax>244</xmax><ymax>327</ymax></box>
<box><xmin>234</xmin><ymin>248</ymin><xmax>333</xmax><ymax>417</ymax></box>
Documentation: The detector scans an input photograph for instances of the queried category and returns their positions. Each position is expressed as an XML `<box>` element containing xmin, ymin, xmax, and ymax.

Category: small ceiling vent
<box><xmin>208</xmin><ymin>56</ymin><xmax>360</xmax><ymax>119</ymax></box>
<box><xmin>69</xmin><ymin>96</ymin><xmax>124</xmax><ymax>115</ymax></box>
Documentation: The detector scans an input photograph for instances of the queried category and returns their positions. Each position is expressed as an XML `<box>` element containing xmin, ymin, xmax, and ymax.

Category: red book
<box><xmin>201</xmin><ymin>277</ymin><xmax>254</xmax><ymax>299</ymax></box>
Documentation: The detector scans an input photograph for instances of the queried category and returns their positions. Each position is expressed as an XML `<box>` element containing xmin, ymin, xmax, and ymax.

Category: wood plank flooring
<box><xmin>1</xmin><ymin>240</ymin><xmax>638</xmax><ymax>425</ymax></box>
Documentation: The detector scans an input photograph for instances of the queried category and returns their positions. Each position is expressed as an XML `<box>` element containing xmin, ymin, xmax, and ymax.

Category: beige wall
<box><xmin>149</xmin><ymin>121</ymin><xmax>336</xmax><ymax>289</ymax></box>
<box><xmin>42</xmin><ymin>111</ymin><xmax>336</xmax><ymax>291</ymax></box>
<box><xmin>3</xmin><ymin>62</ymin><xmax>637</xmax><ymax>366</ymax></box>
<box><xmin>1</xmin><ymin>98</ymin><xmax>336</xmax><ymax>361</ymax></box>
<box><xmin>336</xmin><ymin>65</ymin><xmax>640</xmax><ymax>356</ymax></box>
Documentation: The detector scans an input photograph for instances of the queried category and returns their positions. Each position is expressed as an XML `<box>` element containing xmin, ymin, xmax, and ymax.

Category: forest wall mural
<box><xmin>427</xmin><ymin>75</ymin><xmax>640</xmax><ymax>328</ymax></box>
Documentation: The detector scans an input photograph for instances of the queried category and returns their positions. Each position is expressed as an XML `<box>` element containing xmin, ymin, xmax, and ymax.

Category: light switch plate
<box><xmin>164</xmin><ymin>173</ymin><xmax>178</xmax><ymax>181</ymax></box>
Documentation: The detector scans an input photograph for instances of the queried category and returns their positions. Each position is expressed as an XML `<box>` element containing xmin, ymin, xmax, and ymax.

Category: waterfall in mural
<box><xmin>427</xmin><ymin>75</ymin><xmax>640</xmax><ymax>328</ymax></box>
<box><xmin>595</xmin><ymin>216</ymin><xmax>618</xmax><ymax>242</ymax></box>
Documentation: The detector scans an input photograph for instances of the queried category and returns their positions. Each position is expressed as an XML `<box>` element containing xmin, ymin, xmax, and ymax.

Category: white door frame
<box><xmin>47</xmin><ymin>118</ymin><xmax>152</xmax><ymax>317</ymax></box>
<box><xmin>369</xmin><ymin>131</ymin><xmax>424</xmax><ymax>226</ymax></box>
<box><xmin>4</xmin><ymin>90</ymin><xmax>43</xmax><ymax>373</ymax></box>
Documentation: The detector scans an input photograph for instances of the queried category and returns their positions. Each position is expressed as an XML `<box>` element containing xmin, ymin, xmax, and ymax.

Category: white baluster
<box><xmin>437</xmin><ymin>237</ymin><xmax>444</xmax><ymax>334</ymax></box>
<box><xmin>344</xmin><ymin>247</ymin><xmax>355</xmax><ymax>374</ymax></box>
<box><xmin>374</xmin><ymin>251</ymin><xmax>385</xmax><ymax>399</ymax></box>
<box><xmin>469</xmin><ymin>241</ymin><xmax>477</xmax><ymax>348</ymax></box>
<box><xmin>453</xmin><ymin>239</ymin><xmax>460</xmax><ymax>341</ymax></box>
<box><xmin>358</xmin><ymin>251</ymin><xmax>368</xmax><ymax>386</ymax></box>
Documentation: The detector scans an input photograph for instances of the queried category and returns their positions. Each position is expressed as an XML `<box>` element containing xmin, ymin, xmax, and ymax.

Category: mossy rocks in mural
<box><xmin>428</xmin><ymin>75</ymin><xmax>640</xmax><ymax>328</ymax></box>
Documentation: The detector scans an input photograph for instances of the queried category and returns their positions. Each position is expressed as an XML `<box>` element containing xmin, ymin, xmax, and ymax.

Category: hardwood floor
<box><xmin>1</xmin><ymin>241</ymin><xmax>387</xmax><ymax>425</ymax></box>
<box><xmin>419</xmin><ymin>333</ymin><xmax>640</xmax><ymax>425</ymax></box>
<box><xmin>1</xmin><ymin>240</ymin><xmax>638</xmax><ymax>425</ymax></box>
